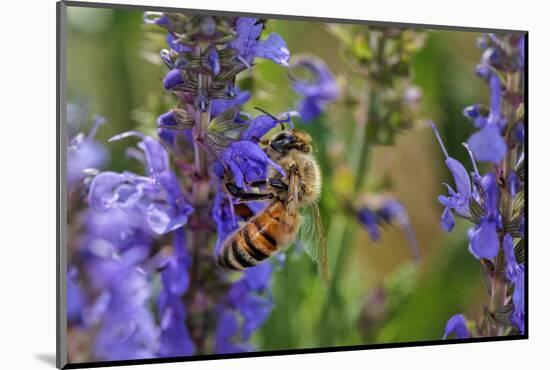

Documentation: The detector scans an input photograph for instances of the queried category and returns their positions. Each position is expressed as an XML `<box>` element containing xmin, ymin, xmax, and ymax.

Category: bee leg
<box><xmin>247</xmin><ymin>178</ymin><xmax>288</xmax><ymax>190</ymax></box>
<box><xmin>225</xmin><ymin>181</ymin><xmax>274</xmax><ymax>203</ymax></box>
<box><xmin>269</xmin><ymin>178</ymin><xmax>288</xmax><ymax>190</ymax></box>
<box><xmin>246</xmin><ymin>179</ymin><xmax>268</xmax><ymax>187</ymax></box>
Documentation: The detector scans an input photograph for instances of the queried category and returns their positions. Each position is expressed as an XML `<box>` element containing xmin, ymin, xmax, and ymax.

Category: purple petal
<box><xmin>469</xmin><ymin>219</ymin><xmax>499</xmax><ymax>259</ymax></box>
<box><xmin>358</xmin><ymin>207</ymin><xmax>380</xmax><ymax>241</ymax></box>
<box><xmin>166</xmin><ymin>33</ymin><xmax>191</xmax><ymax>53</ymax></box>
<box><xmin>211</xmin><ymin>89</ymin><xmax>251</xmax><ymax>118</ymax></box>
<box><xmin>161</xmin><ymin>257</ymin><xmax>190</xmax><ymax>295</ymax></box>
<box><xmin>443</xmin><ymin>314</ymin><xmax>471</xmax><ymax>339</ymax></box>
<box><xmin>518</xmin><ymin>36</ymin><xmax>525</xmax><ymax>68</ymax></box>
<box><xmin>241</xmin><ymin>115</ymin><xmax>279</xmax><ymax>142</ymax></box>
<box><xmin>67</xmin><ymin>266</ymin><xmax>87</xmax><ymax>324</ymax></box>
<box><xmin>503</xmin><ymin>233</ymin><xmax>522</xmax><ymax>282</ymax></box>
<box><xmin>88</xmin><ymin>172</ymin><xmax>127</xmax><ymax>211</ymax></box>
<box><xmin>244</xmin><ymin>263</ymin><xmax>273</xmax><ymax>292</ymax></box>
<box><xmin>292</xmin><ymin>57</ymin><xmax>339</xmax><ymax>123</ymax></box>
<box><xmin>230</xmin><ymin>18</ymin><xmax>262</xmax><ymax>64</ymax></box>
<box><xmin>207</xmin><ymin>47</ymin><xmax>221</xmax><ymax>75</ymax></box>
<box><xmin>462</xmin><ymin>104</ymin><xmax>487</xmax><ymax>129</ymax></box>
<box><xmin>487</xmin><ymin>70</ymin><xmax>502</xmax><ymax>126</ymax></box>
<box><xmin>67</xmin><ymin>139</ymin><xmax>108</xmax><ymax>190</ymax></box>
<box><xmin>511</xmin><ymin>269</ymin><xmax>524</xmax><ymax>334</ymax></box>
<box><xmin>441</xmin><ymin>207</ymin><xmax>455</xmax><ymax>232</ymax></box>
<box><xmin>163</xmin><ymin>69</ymin><xmax>184</xmax><ymax>90</ymax></box>
<box><xmin>240</xmin><ymin>294</ymin><xmax>273</xmax><ymax>340</ymax></box>
<box><xmin>467</xmin><ymin>123</ymin><xmax>506</xmax><ymax>164</ymax></box>
<box><xmin>445</xmin><ymin>158</ymin><xmax>471</xmax><ymax>205</ymax></box>
<box><xmin>215</xmin><ymin>309</ymin><xmax>251</xmax><ymax>354</ymax></box>
<box><xmin>515</xmin><ymin>122</ymin><xmax>525</xmax><ymax>143</ymax></box>
<box><xmin>481</xmin><ymin>173</ymin><xmax>500</xmax><ymax>217</ymax></box>
<box><xmin>145</xmin><ymin>171</ymin><xmax>194</xmax><ymax>234</ymax></box>
<box><xmin>252</xmin><ymin>33</ymin><xmax>290</xmax><ymax>66</ymax></box>
<box><xmin>138</xmin><ymin>136</ymin><xmax>169</xmax><ymax>176</ymax></box>
<box><xmin>507</xmin><ymin>170</ymin><xmax>520</xmax><ymax>197</ymax></box>
<box><xmin>157</xmin><ymin>111</ymin><xmax>177</xmax><ymax>127</ymax></box>
<box><xmin>220</xmin><ymin>141</ymin><xmax>284</xmax><ymax>188</ymax></box>
<box><xmin>298</xmin><ymin>98</ymin><xmax>323</xmax><ymax>123</ymax></box>
<box><xmin>156</xmin><ymin>292</ymin><xmax>196</xmax><ymax>357</ymax></box>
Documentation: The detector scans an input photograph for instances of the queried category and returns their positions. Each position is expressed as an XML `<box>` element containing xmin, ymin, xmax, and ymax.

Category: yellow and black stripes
<box><xmin>217</xmin><ymin>201</ymin><xmax>296</xmax><ymax>270</ymax></box>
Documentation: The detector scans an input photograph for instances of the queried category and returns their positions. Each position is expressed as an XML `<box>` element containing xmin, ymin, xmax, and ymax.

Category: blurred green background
<box><xmin>67</xmin><ymin>7</ymin><xmax>492</xmax><ymax>350</ymax></box>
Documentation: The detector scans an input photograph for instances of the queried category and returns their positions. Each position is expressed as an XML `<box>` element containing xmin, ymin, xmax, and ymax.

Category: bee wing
<box><xmin>298</xmin><ymin>202</ymin><xmax>330</xmax><ymax>285</ymax></box>
<box><xmin>283</xmin><ymin>167</ymin><xmax>301</xmax><ymax>218</ymax></box>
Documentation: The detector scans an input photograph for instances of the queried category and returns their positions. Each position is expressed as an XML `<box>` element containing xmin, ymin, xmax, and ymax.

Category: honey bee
<box><xmin>217</xmin><ymin>129</ymin><xmax>329</xmax><ymax>283</ymax></box>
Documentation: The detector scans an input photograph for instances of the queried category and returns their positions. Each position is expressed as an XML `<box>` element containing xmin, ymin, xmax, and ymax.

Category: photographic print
<box><xmin>58</xmin><ymin>1</ymin><xmax>527</xmax><ymax>368</ymax></box>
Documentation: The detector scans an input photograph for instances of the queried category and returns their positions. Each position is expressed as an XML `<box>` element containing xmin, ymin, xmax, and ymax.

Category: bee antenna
<box><xmin>254</xmin><ymin>106</ymin><xmax>288</xmax><ymax>130</ymax></box>
<box><xmin>254</xmin><ymin>106</ymin><xmax>278</xmax><ymax>120</ymax></box>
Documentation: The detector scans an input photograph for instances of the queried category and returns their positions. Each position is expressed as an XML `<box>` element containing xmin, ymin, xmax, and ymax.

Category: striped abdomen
<box><xmin>217</xmin><ymin>201</ymin><xmax>299</xmax><ymax>270</ymax></box>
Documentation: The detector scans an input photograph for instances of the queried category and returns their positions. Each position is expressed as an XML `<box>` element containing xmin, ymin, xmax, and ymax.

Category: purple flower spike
<box><xmin>291</xmin><ymin>56</ymin><xmax>339</xmax><ymax>123</ymax></box>
<box><xmin>163</xmin><ymin>69</ymin><xmax>184</xmax><ymax>90</ymax></box>
<box><xmin>443</xmin><ymin>314</ymin><xmax>471</xmax><ymax>339</ymax></box>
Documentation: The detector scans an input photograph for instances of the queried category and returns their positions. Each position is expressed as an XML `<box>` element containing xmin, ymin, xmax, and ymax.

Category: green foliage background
<box><xmin>67</xmin><ymin>7</ymin><xmax>493</xmax><ymax>351</ymax></box>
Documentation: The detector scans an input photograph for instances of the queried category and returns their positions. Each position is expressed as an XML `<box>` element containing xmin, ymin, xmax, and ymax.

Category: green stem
<box><xmin>319</xmin><ymin>83</ymin><xmax>374</xmax><ymax>344</ymax></box>
<box><xmin>319</xmin><ymin>32</ymin><xmax>386</xmax><ymax>344</ymax></box>
<box><xmin>186</xmin><ymin>67</ymin><xmax>213</xmax><ymax>354</ymax></box>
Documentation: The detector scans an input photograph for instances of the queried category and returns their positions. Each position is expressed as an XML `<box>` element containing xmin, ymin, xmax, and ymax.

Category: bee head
<box><xmin>270</xmin><ymin>129</ymin><xmax>312</xmax><ymax>154</ymax></box>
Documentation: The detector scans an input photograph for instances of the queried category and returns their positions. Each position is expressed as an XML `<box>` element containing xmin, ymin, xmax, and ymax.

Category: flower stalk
<box><xmin>439</xmin><ymin>33</ymin><xmax>525</xmax><ymax>340</ymax></box>
<box><xmin>319</xmin><ymin>26</ymin><xmax>425</xmax><ymax>342</ymax></box>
